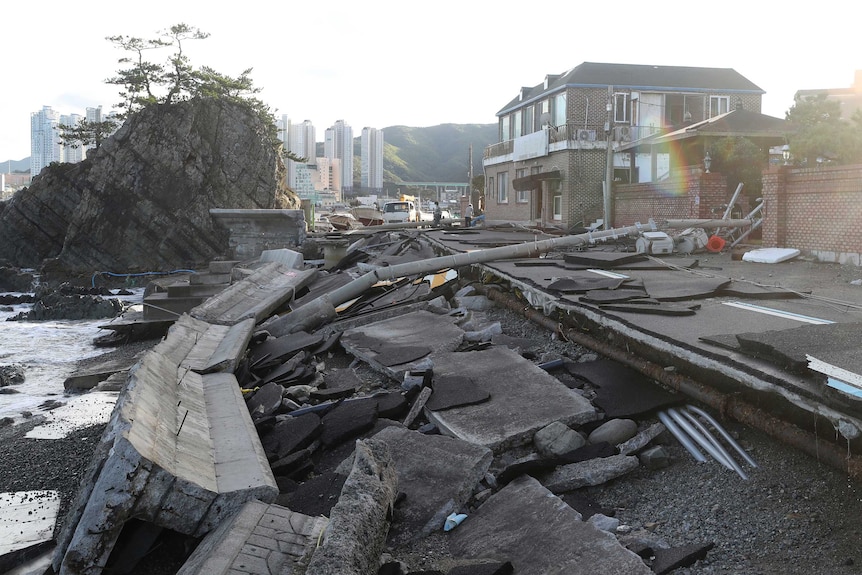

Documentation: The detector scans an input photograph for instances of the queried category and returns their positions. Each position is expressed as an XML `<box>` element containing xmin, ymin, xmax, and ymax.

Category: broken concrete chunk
<box><xmin>305</xmin><ymin>439</ymin><xmax>397</xmax><ymax>575</ymax></box>
<box><xmin>588</xmin><ymin>418</ymin><xmax>638</xmax><ymax>446</ymax></box>
<box><xmin>617</xmin><ymin>422</ymin><xmax>667</xmax><ymax>456</ymax></box>
<box><xmin>534</xmin><ymin>421</ymin><xmax>586</xmax><ymax>458</ymax></box>
<box><xmin>540</xmin><ymin>454</ymin><xmax>640</xmax><ymax>493</ymax></box>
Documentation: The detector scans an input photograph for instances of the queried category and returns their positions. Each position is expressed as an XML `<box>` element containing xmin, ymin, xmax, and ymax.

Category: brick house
<box><xmin>483</xmin><ymin>62</ymin><xmax>765</xmax><ymax>228</ymax></box>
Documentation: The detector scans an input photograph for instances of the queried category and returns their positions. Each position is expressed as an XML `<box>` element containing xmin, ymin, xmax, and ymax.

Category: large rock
<box><xmin>0</xmin><ymin>98</ymin><xmax>300</xmax><ymax>277</ymax></box>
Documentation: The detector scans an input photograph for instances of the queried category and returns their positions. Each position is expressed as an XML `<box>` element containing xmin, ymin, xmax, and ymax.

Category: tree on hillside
<box><xmin>60</xmin><ymin>23</ymin><xmax>280</xmax><ymax>155</ymax></box>
<box><xmin>105</xmin><ymin>24</ymin><xmax>271</xmax><ymax>125</ymax></box>
<box><xmin>707</xmin><ymin>137</ymin><xmax>766</xmax><ymax>210</ymax></box>
<box><xmin>785</xmin><ymin>94</ymin><xmax>862</xmax><ymax>166</ymax></box>
<box><xmin>58</xmin><ymin>118</ymin><xmax>119</xmax><ymax>152</ymax></box>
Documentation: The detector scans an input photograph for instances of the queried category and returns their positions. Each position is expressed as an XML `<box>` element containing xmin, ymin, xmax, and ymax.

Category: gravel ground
<box><xmin>3</xmin><ymin>299</ymin><xmax>862</xmax><ymax>574</ymax></box>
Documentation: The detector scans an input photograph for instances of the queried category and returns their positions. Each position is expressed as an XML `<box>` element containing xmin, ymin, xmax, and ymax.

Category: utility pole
<box><xmin>604</xmin><ymin>85</ymin><xmax>614</xmax><ymax>230</ymax></box>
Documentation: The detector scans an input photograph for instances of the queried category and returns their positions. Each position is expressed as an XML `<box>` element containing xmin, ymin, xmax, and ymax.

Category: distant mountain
<box><xmin>2</xmin><ymin>158</ymin><xmax>29</xmax><ymax>172</ymax></box>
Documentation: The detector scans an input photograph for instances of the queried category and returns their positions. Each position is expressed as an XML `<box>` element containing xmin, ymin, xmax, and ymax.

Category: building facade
<box><xmin>795</xmin><ymin>70</ymin><xmax>862</xmax><ymax>121</ymax></box>
<box><xmin>325</xmin><ymin>120</ymin><xmax>354</xmax><ymax>195</ymax></box>
<box><xmin>30</xmin><ymin>106</ymin><xmax>63</xmax><ymax>176</ymax></box>
<box><xmin>483</xmin><ymin>62</ymin><xmax>764</xmax><ymax>228</ymax></box>
<box><xmin>286</xmin><ymin>120</ymin><xmax>316</xmax><ymax>190</ymax></box>
<box><xmin>360</xmin><ymin>127</ymin><xmax>384</xmax><ymax>193</ymax></box>
<box><xmin>60</xmin><ymin>113</ymin><xmax>85</xmax><ymax>163</ymax></box>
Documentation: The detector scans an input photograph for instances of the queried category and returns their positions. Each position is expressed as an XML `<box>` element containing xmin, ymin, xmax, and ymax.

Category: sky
<box><xmin>3</xmin><ymin>0</ymin><xmax>860</xmax><ymax>162</ymax></box>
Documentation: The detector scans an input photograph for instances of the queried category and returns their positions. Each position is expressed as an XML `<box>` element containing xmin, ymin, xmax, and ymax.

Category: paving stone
<box><xmin>176</xmin><ymin>500</ymin><xmax>326</xmax><ymax>575</ymax></box>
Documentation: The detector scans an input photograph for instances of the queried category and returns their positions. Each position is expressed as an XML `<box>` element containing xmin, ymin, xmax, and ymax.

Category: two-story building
<box><xmin>483</xmin><ymin>62</ymin><xmax>764</xmax><ymax>228</ymax></box>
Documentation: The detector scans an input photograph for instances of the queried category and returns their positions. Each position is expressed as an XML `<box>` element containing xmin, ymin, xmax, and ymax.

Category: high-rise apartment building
<box><xmin>60</xmin><ymin>113</ymin><xmax>85</xmax><ymax>163</ymax></box>
<box><xmin>277</xmin><ymin>116</ymin><xmax>318</xmax><ymax>190</ymax></box>
<box><xmin>360</xmin><ymin>127</ymin><xmax>384</xmax><ymax>193</ymax></box>
<box><xmin>324</xmin><ymin>120</ymin><xmax>353</xmax><ymax>195</ymax></box>
<box><xmin>30</xmin><ymin>105</ymin><xmax>118</xmax><ymax>175</ymax></box>
<box><xmin>30</xmin><ymin>106</ymin><xmax>62</xmax><ymax>176</ymax></box>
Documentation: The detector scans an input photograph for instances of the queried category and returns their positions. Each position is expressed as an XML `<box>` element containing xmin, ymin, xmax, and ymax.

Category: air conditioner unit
<box><xmin>576</xmin><ymin>129</ymin><xmax>596</xmax><ymax>141</ymax></box>
<box><xmin>614</xmin><ymin>125</ymin><xmax>632</xmax><ymax>142</ymax></box>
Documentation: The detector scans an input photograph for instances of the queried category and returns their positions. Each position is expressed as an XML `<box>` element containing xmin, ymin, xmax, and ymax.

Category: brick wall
<box><xmin>763</xmin><ymin>165</ymin><xmax>862</xmax><ymax>265</ymax></box>
<box><xmin>613</xmin><ymin>169</ymin><xmax>727</xmax><ymax>226</ymax></box>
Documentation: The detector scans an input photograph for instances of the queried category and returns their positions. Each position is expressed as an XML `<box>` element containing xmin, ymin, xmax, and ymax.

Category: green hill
<box><xmin>378</xmin><ymin>123</ymin><xmax>497</xmax><ymax>184</ymax></box>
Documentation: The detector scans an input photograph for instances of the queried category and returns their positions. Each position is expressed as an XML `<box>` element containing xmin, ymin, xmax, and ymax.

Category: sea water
<box><xmin>0</xmin><ymin>289</ymin><xmax>145</xmax><ymax>425</ymax></box>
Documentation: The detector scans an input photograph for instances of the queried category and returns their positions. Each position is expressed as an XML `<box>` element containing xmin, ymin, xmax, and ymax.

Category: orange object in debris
<box><xmin>706</xmin><ymin>235</ymin><xmax>726</xmax><ymax>253</ymax></box>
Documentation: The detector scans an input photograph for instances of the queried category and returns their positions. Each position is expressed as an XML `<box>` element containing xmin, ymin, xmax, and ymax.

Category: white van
<box><xmin>382</xmin><ymin>200</ymin><xmax>420</xmax><ymax>224</ymax></box>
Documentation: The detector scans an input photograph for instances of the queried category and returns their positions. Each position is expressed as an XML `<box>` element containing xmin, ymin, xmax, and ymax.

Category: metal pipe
<box><xmin>267</xmin><ymin>221</ymin><xmax>658</xmax><ymax>336</ymax></box>
<box><xmin>666</xmin><ymin>408</ymin><xmax>738</xmax><ymax>473</ymax></box>
<box><xmin>658</xmin><ymin>410</ymin><xmax>707</xmax><ymax>462</ymax></box>
<box><xmin>474</xmin><ymin>283</ymin><xmax>862</xmax><ymax>480</ymax></box>
<box><xmin>685</xmin><ymin>404</ymin><xmax>758</xmax><ymax>468</ymax></box>
<box><xmin>721</xmin><ymin>183</ymin><xmax>745</xmax><ymax>221</ymax></box>
<box><xmin>729</xmin><ymin>203</ymin><xmax>765</xmax><ymax>248</ymax></box>
<box><xmin>677</xmin><ymin>407</ymin><xmax>749</xmax><ymax>479</ymax></box>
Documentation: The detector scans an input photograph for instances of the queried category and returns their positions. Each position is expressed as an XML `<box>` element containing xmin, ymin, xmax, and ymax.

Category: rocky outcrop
<box><xmin>0</xmin><ymin>98</ymin><xmax>299</xmax><ymax>277</ymax></box>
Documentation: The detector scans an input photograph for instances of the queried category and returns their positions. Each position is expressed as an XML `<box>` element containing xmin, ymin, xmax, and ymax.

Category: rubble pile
<box><xmin>40</xmin><ymin>229</ymin><xmax>788</xmax><ymax>575</ymax></box>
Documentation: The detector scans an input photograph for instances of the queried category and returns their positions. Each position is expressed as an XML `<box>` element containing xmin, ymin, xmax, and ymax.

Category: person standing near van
<box><xmin>464</xmin><ymin>203</ymin><xmax>474</xmax><ymax>227</ymax></box>
<box><xmin>433</xmin><ymin>201</ymin><xmax>442</xmax><ymax>227</ymax></box>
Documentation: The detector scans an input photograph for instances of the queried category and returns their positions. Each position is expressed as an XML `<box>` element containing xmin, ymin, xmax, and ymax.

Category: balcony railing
<box><xmin>484</xmin><ymin>124</ymin><xmax>666</xmax><ymax>160</ymax></box>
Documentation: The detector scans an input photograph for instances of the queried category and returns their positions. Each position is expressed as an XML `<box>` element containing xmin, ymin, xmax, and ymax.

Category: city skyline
<box><xmin>3</xmin><ymin>0</ymin><xmax>860</xmax><ymax>161</ymax></box>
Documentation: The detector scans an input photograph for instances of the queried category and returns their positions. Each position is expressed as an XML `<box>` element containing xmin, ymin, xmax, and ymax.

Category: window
<box><xmin>553</xmin><ymin>93</ymin><xmax>566</xmax><ymax>127</ymax></box>
<box><xmin>500</xmin><ymin>116</ymin><xmax>510</xmax><ymax>141</ymax></box>
<box><xmin>513</xmin><ymin>110</ymin><xmax>522</xmax><ymax>138</ymax></box>
<box><xmin>524</xmin><ymin>105</ymin><xmax>534</xmax><ymax>134</ymax></box>
<box><xmin>497</xmin><ymin>171</ymin><xmax>508</xmax><ymax>203</ymax></box>
<box><xmin>539</xmin><ymin>99</ymin><xmax>549</xmax><ymax>127</ymax></box>
<box><xmin>710</xmin><ymin>96</ymin><xmax>729</xmax><ymax>117</ymax></box>
<box><xmin>614</xmin><ymin>93</ymin><xmax>631</xmax><ymax>124</ymax></box>
<box><xmin>516</xmin><ymin>168</ymin><xmax>528</xmax><ymax>203</ymax></box>
<box><xmin>553</xmin><ymin>194</ymin><xmax>562</xmax><ymax>220</ymax></box>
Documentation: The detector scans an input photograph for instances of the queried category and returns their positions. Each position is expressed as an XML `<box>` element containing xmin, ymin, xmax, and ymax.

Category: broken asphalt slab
<box><xmin>449</xmin><ymin>475</ymin><xmax>653</xmax><ymax>574</ymax></box>
<box><xmin>340</xmin><ymin>310</ymin><xmax>466</xmax><ymax>378</ymax></box>
<box><xmin>425</xmin><ymin>346</ymin><xmax>598</xmax><ymax>452</ymax></box>
<box><xmin>369</xmin><ymin>426</ymin><xmax>493</xmax><ymax>546</ymax></box>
